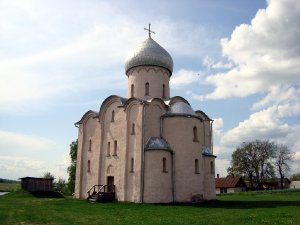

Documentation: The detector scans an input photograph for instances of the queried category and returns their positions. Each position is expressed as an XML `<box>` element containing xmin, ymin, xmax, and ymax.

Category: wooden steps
<box><xmin>87</xmin><ymin>185</ymin><xmax>115</xmax><ymax>203</ymax></box>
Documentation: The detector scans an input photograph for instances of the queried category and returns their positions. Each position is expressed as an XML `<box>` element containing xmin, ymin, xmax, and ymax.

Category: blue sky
<box><xmin>1</xmin><ymin>0</ymin><xmax>299</xmax><ymax>180</ymax></box>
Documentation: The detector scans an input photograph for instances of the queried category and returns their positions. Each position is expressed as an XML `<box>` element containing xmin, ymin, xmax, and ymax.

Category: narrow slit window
<box><xmin>195</xmin><ymin>159</ymin><xmax>199</xmax><ymax>174</ymax></box>
<box><xmin>162</xmin><ymin>84</ymin><xmax>166</xmax><ymax>98</ymax></box>
<box><xmin>130</xmin><ymin>157</ymin><xmax>134</xmax><ymax>172</ymax></box>
<box><xmin>210</xmin><ymin>161</ymin><xmax>214</xmax><ymax>175</ymax></box>
<box><xmin>193</xmin><ymin>126</ymin><xmax>198</xmax><ymax>142</ymax></box>
<box><xmin>87</xmin><ymin>160</ymin><xmax>91</xmax><ymax>172</ymax></box>
<box><xmin>131</xmin><ymin>123</ymin><xmax>135</xmax><ymax>135</ymax></box>
<box><xmin>88</xmin><ymin>139</ymin><xmax>92</xmax><ymax>151</ymax></box>
<box><xmin>113</xmin><ymin>140</ymin><xmax>117</xmax><ymax>156</ymax></box>
<box><xmin>145</xmin><ymin>82</ymin><xmax>149</xmax><ymax>96</ymax></box>
<box><xmin>107</xmin><ymin>142</ymin><xmax>111</xmax><ymax>156</ymax></box>
<box><xmin>163</xmin><ymin>157</ymin><xmax>167</xmax><ymax>173</ymax></box>
<box><xmin>131</xmin><ymin>84</ymin><xmax>134</xmax><ymax>98</ymax></box>
<box><xmin>111</xmin><ymin>110</ymin><xmax>115</xmax><ymax>122</ymax></box>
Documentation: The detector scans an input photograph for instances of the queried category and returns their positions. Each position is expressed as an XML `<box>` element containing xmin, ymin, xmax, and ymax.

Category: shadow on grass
<box><xmin>158</xmin><ymin>200</ymin><xmax>300</xmax><ymax>209</ymax></box>
<box><xmin>29</xmin><ymin>191</ymin><xmax>64</xmax><ymax>198</ymax></box>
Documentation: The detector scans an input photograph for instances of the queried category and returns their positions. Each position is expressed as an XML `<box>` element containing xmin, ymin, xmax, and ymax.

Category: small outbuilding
<box><xmin>215</xmin><ymin>175</ymin><xmax>247</xmax><ymax>194</ymax></box>
<box><xmin>20</xmin><ymin>177</ymin><xmax>54</xmax><ymax>192</ymax></box>
<box><xmin>262</xmin><ymin>178</ymin><xmax>291</xmax><ymax>189</ymax></box>
<box><xmin>290</xmin><ymin>181</ymin><xmax>300</xmax><ymax>189</ymax></box>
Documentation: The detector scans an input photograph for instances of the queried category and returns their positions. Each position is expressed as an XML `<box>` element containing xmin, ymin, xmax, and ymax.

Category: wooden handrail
<box><xmin>87</xmin><ymin>185</ymin><xmax>103</xmax><ymax>197</ymax></box>
<box><xmin>87</xmin><ymin>184</ymin><xmax>116</xmax><ymax>199</ymax></box>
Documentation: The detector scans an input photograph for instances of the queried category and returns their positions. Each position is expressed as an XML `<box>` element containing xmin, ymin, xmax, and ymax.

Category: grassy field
<box><xmin>0</xmin><ymin>183</ymin><xmax>20</xmax><ymax>192</ymax></box>
<box><xmin>0</xmin><ymin>190</ymin><xmax>300</xmax><ymax>225</ymax></box>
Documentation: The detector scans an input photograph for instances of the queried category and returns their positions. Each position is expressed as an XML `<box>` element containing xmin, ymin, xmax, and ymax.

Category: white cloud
<box><xmin>0</xmin><ymin>130</ymin><xmax>56</xmax><ymax>152</ymax></box>
<box><xmin>202</xmin><ymin>56</ymin><xmax>233</xmax><ymax>70</ymax></box>
<box><xmin>170</xmin><ymin>69</ymin><xmax>202</xmax><ymax>87</ymax></box>
<box><xmin>221</xmin><ymin>106</ymin><xmax>290</xmax><ymax>148</ymax></box>
<box><xmin>0</xmin><ymin>1</ymin><xmax>220</xmax><ymax>115</ymax></box>
<box><xmin>212</xmin><ymin>118</ymin><xmax>224</xmax><ymax>155</ymax></box>
<box><xmin>198</xmin><ymin>0</ymin><xmax>300</xmax><ymax>101</ymax></box>
<box><xmin>215</xmin><ymin>158</ymin><xmax>230</xmax><ymax>177</ymax></box>
<box><xmin>0</xmin><ymin>156</ymin><xmax>46</xmax><ymax>179</ymax></box>
<box><xmin>252</xmin><ymin>85</ymin><xmax>300</xmax><ymax>110</ymax></box>
<box><xmin>0</xmin><ymin>154</ymin><xmax>69</xmax><ymax>180</ymax></box>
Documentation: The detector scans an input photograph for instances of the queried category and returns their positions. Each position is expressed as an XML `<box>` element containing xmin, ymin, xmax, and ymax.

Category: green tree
<box><xmin>290</xmin><ymin>173</ymin><xmax>300</xmax><ymax>181</ymax></box>
<box><xmin>227</xmin><ymin>142</ymin><xmax>255</xmax><ymax>188</ymax></box>
<box><xmin>254</xmin><ymin>140</ymin><xmax>276</xmax><ymax>188</ymax></box>
<box><xmin>67</xmin><ymin>139</ymin><xmax>78</xmax><ymax>194</ymax></box>
<box><xmin>55</xmin><ymin>177</ymin><xmax>68</xmax><ymax>194</ymax></box>
<box><xmin>274</xmin><ymin>144</ymin><xmax>294</xmax><ymax>189</ymax></box>
<box><xmin>42</xmin><ymin>171</ymin><xmax>55</xmax><ymax>180</ymax></box>
<box><xmin>228</xmin><ymin>140</ymin><xmax>276</xmax><ymax>189</ymax></box>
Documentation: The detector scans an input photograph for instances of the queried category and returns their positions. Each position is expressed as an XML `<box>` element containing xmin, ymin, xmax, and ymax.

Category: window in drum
<box><xmin>145</xmin><ymin>82</ymin><xmax>149</xmax><ymax>96</ymax></box>
<box><xmin>131</xmin><ymin>84</ymin><xmax>134</xmax><ymax>98</ymax></box>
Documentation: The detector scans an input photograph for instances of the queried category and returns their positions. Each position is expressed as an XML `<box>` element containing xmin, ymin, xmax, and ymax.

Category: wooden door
<box><xmin>107</xmin><ymin>176</ymin><xmax>114</xmax><ymax>192</ymax></box>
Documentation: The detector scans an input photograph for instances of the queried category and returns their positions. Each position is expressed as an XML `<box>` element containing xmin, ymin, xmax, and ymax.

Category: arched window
<box><xmin>145</xmin><ymin>82</ymin><xmax>149</xmax><ymax>96</ymax></box>
<box><xmin>210</xmin><ymin>161</ymin><xmax>214</xmax><ymax>175</ymax></box>
<box><xmin>87</xmin><ymin>160</ymin><xmax>91</xmax><ymax>172</ymax></box>
<box><xmin>131</xmin><ymin>123</ymin><xmax>135</xmax><ymax>135</ymax></box>
<box><xmin>163</xmin><ymin>157</ymin><xmax>167</xmax><ymax>173</ymax></box>
<box><xmin>111</xmin><ymin>110</ymin><xmax>115</xmax><ymax>122</ymax></box>
<box><xmin>130</xmin><ymin>157</ymin><xmax>134</xmax><ymax>172</ymax></box>
<box><xmin>195</xmin><ymin>159</ymin><xmax>199</xmax><ymax>174</ymax></box>
<box><xmin>131</xmin><ymin>84</ymin><xmax>134</xmax><ymax>98</ymax></box>
<box><xmin>193</xmin><ymin>126</ymin><xmax>198</xmax><ymax>142</ymax></box>
<box><xmin>162</xmin><ymin>84</ymin><xmax>166</xmax><ymax>98</ymax></box>
<box><xmin>113</xmin><ymin>140</ymin><xmax>117</xmax><ymax>156</ymax></box>
<box><xmin>107</xmin><ymin>142</ymin><xmax>111</xmax><ymax>156</ymax></box>
<box><xmin>88</xmin><ymin>139</ymin><xmax>92</xmax><ymax>151</ymax></box>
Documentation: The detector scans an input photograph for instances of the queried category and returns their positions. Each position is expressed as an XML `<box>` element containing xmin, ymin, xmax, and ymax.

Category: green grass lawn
<box><xmin>0</xmin><ymin>190</ymin><xmax>300</xmax><ymax>225</ymax></box>
<box><xmin>0</xmin><ymin>183</ymin><xmax>20</xmax><ymax>192</ymax></box>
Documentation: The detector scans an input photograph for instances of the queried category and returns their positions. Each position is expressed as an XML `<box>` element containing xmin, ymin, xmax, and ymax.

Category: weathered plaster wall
<box><xmin>144</xmin><ymin>150</ymin><xmax>173</xmax><ymax>203</ymax></box>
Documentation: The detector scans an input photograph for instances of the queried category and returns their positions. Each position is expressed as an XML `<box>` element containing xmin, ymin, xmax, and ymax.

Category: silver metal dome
<box><xmin>124</xmin><ymin>37</ymin><xmax>173</xmax><ymax>74</ymax></box>
<box><xmin>168</xmin><ymin>102</ymin><xmax>195</xmax><ymax>115</ymax></box>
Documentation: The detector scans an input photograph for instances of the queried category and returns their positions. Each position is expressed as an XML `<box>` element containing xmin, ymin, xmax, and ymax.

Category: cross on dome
<box><xmin>144</xmin><ymin>23</ymin><xmax>155</xmax><ymax>38</ymax></box>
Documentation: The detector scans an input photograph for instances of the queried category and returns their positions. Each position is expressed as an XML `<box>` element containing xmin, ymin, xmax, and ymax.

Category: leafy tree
<box><xmin>55</xmin><ymin>177</ymin><xmax>68</xmax><ymax>194</ymax></box>
<box><xmin>228</xmin><ymin>140</ymin><xmax>276</xmax><ymax>189</ymax></box>
<box><xmin>227</xmin><ymin>142</ymin><xmax>255</xmax><ymax>188</ymax></box>
<box><xmin>274</xmin><ymin>144</ymin><xmax>294</xmax><ymax>189</ymax></box>
<box><xmin>67</xmin><ymin>139</ymin><xmax>78</xmax><ymax>194</ymax></box>
<box><xmin>254</xmin><ymin>140</ymin><xmax>276</xmax><ymax>189</ymax></box>
<box><xmin>290</xmin><ymin>173</ymin><xmax>300</xmax><ymax>181</ymax></box>
<box><xmin>42</xmin><ymin>172</ymin><xmax>55</xmax><ymax>180</ymax></box>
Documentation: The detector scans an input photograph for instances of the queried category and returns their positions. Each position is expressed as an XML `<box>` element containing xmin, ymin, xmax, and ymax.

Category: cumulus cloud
<box><xmin>199</xmin><ymin>0</ymin><xmax>300</xmax><ymax>101</ymax></box>
<box><xmin>221</xmin><ymin>105</ymin><xmax>289</xmax><ymax>147</ymax></box>
<box><xmin>170</xmin><ymin>69</ymin><xmax>203</xmax><ymax>87</ymax></box>
<box><xmin>192</xmin><ymin>0</ymin><xmax>300</xmax><ymax>176</ymax></box>
<box><xmin>202</xmin><ymin>56</ymin><xmax>233</xmax><ymax>70</ymax></box>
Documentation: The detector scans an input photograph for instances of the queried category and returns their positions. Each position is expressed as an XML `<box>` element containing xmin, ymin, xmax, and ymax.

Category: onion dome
<box><xmin>124</xmin><ymin>37</ymin><xmax>173</xmax><ymax>75</ymax></box>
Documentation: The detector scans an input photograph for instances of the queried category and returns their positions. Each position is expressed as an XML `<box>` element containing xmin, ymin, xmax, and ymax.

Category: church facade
<box><xmin>74</xmin><ymin>33</ymin><xmax>216</xmax><ymax>203</ymax></box>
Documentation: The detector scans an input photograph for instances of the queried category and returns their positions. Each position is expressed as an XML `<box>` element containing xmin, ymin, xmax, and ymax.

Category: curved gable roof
<box><xmin>75</xmin><ymin>110</ymin><xmax>98</xmax><ymax>126</ymax></box>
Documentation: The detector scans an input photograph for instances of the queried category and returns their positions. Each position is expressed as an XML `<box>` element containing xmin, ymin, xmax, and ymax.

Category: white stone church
<box><xmin>74</xmin><ymin>29</ymin><xmax>216</xmax><ymax>203</ymax></box>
